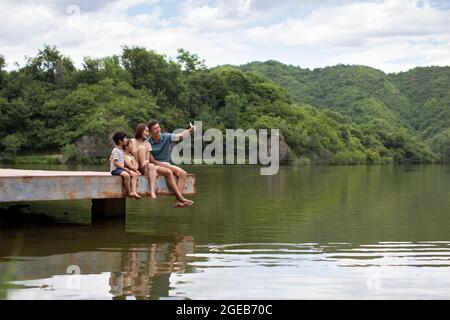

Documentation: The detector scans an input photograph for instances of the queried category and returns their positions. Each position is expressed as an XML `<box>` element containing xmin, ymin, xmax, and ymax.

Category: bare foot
<box><xmin>150</xmin><ymin>191</ymin><xmax>157</xmax><ymax>199</ymax></box>
<box><xmin>173</xmin><ymin>201</ymin><xmax>185</xmax><ymax>208</ymax></box>
<box><xmin>129</xmin><ymin>192</ymin><xmax>141</xmax><ymax>199</ymax></box>
<box><xmin>176</xmin><ymin>195</ymin><xmax>194</xmax><ymax>206</ymax></box>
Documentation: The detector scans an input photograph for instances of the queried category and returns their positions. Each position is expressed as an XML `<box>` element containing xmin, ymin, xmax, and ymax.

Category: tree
<box><xmin>77</xmin><ymin>55</ymin><xmax>131</xmax><ymax>84</ymax></box>
<box><xmin>430</xmin><ymin>129</ymin><xmax>450</xmax><ymax>161</ymax></box>
<box><xmin>25</xmin><ymin>45</ymin><xmax>75</xmax><ymax>84</ymax></box>
<box><xmin>176</xmin><ymin>48</ymin><xmax>206</xmax><ymax>73</ymax></box>
<box><xmin>79</xmin><ymin>56</ymin><xmax>102</xmax><ymax>84</ymax></box>
<box><xmin>121</xmin><ymin>46</ymin><xmax>185</xmax><ymax>108</ymax></box>
<box><xmin>54</xmin><ymin>59</ymin><xmax>66</xmax><ymax>88</ymax></box>
<box><xmin>221</xmin><ymin>93</ymin><xmax>241</xmax><ymax>128</ymax></box>
<box><xmin>0</xmin><ymin>55</ymin><xmax>6</xmax><ymax>89</ymax></box>
<box><xmin>1</xmin><ymin>133</ymin><xmax>26</xmax><ymax>159</ymax></box>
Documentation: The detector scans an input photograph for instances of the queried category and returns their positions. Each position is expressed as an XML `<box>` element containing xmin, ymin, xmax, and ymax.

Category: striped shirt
<box><xmin>110</xmin><ymin>147</ymin><xmax>125</xmax><ymax>172</ymax></box>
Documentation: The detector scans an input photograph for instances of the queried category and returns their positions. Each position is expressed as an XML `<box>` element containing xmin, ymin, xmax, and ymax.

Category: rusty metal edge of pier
<box><xmin>0</xmin><ymin>169</ymin><xmax>195</xmax><ymax>202</ymax></box>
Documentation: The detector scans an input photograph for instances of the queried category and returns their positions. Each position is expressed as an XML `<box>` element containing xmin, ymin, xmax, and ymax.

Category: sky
<box><xmin>1</xmin><ymin>0</ymin><xmax>450</xmax><ymax>73</ymax></box>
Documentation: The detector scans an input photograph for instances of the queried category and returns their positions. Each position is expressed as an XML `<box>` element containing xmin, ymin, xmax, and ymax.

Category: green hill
<box><xmin>241</xmin><ymin>60</ymin><xmax>445</xmax><ymax>162</ymax></box>
<box><xmin>390</xmin><ymin>67</ymin><xmax>450</xmax><ymax>160</ymax></box>
<box><xmin>0</xmin><ymin>46</ymin><xmax>443</xmax><ymax>164</ymax></box>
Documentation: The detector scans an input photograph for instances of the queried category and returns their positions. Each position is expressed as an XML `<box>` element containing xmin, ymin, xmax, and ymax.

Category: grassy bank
<box><xmin>1</xmin><ymin>155</ymin><xmax>64</xmax><ymax>165</ymax></box>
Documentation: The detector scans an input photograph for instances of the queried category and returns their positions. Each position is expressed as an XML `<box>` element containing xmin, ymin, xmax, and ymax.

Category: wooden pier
<box><xmin>0</xmin><ymin>169</ymin><xmax>196</xmax><ymax>219</ymax></box>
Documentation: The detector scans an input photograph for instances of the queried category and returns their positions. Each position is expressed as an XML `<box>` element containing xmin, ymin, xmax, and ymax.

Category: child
<box><xmin>110</xmin><ymin>131</ymin><xmax>141</xmax><ymax>199</ymax></box>
<box><xmin>123</xmin><ymin>140</ymin><xmax>142</xmax><ymax>175</ymax></box>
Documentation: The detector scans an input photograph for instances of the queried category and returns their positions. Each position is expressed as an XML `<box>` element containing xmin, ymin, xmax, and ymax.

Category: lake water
<box><xmin>1</xmin><ymin>164</ymin><xmax>450</xmax><ymax>299</ymax></box>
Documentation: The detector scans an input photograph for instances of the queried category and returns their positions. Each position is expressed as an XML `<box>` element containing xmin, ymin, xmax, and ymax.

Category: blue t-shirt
<box><xmin>148</xmin><ymin>132</ymin><xmax>176</xmax><ymax>162</ymax></box>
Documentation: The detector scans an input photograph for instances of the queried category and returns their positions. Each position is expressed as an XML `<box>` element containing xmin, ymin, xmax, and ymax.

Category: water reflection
<box><xmin>1</xmin><ymin>223</ymin><xmax>450</xmax><ymax>299</ymax></box>
<box><xmin>172</xmin><ymin>241</ymin><xmax>450</xmax><ymax>299</ymax></box>
<box><xmin>197</xmin><ymin>241</ymin><xmax>450</xmax><ymax>267</ymax></box>
<box><xmin>109</xmin><ymin>234</ymin><xmax>194</xmax><ymax>299</ymax></box>
<box><xmin>0</xmin><ymin>221</ymin><xmax>194</xmax><ymax>300</ymax></box>
<box><xmin>2</xmin><ymin>165</ymin><xmax>450</xmax><ymax>299</ymax></box>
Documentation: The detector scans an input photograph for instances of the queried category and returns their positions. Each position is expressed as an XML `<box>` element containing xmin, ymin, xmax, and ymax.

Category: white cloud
<box><xmin>243</xmin><ymin>0</ymin><xmax>450</xmax><ymax>72</ymax></box>
<box><xmin>0</xmin><ymin>0</ymin><xmax>449</xmax><ymax>73</ymax></box>
<box><xmin>245</xmin><ymin>0</ymin><xmax>450</xmax><ymax>45</ymax></box>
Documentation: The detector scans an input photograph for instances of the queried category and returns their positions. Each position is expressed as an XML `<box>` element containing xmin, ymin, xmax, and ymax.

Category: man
<box><xmin>147</xmin><ymin>119</ymin><xmax>195</xmax><ymax>201</ymax></box>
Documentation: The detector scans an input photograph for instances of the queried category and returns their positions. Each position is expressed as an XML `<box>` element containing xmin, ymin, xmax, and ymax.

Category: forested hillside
<box><xmin>0</xmin><ymin>46</ymin><xmax>445</xmax><ymax>164</ymax></box>
<box><xmin>241</xmin><ymin>61</ymin><xmax>450</xmax><ymax>162</ymax></box>
<box><xmin>390</xmin><ymin>67</ymin><xmax>450</xmax><ymax>160</ymax></box>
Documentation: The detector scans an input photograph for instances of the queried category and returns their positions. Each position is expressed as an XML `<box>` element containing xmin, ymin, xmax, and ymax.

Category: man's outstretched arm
<box><xmin>175</xmin><ymin>123</ymin><xmax>196</xmax><ymax>141</ymax></box>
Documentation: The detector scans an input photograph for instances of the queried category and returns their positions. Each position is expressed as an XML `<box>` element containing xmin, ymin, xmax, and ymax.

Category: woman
<box><xmin>132</xmin><ymin>123</ymin><xmax>193</xmax><ymax>207</ymax></box>
<box><xmin>131</xmin><ymin>124</ymin><xmax>158</xmax><ymax>199</ymax></box>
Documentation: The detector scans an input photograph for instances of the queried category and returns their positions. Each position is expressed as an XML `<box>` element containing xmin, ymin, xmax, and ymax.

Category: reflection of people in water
<box><xmin>109</xmin><ymin>234</ymin><xmax>194</xmax><ymax>300</ymax></box>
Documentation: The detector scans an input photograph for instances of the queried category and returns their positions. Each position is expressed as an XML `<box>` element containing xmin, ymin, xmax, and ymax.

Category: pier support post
<box><xmin>91</xmin><ymin>198</ymin><xmax>126</xmax><ymax>221</ymax></box>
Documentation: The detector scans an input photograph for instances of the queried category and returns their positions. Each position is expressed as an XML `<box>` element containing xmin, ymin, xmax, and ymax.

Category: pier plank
<box><xmin>0</xmin><ymin>169</ymin><xmax>195</xmax><ymax>202</ymax></box>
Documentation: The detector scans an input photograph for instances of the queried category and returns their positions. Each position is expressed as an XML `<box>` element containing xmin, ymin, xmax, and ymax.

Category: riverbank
<box><xmin>0</xmin><ymin>153</ymin><xmax>441</xmax><ymax>166</ymax></box>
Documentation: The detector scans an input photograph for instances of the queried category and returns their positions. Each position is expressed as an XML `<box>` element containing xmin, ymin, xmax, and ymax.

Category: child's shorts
<box><xmin>111</xmin><ymin>168</ymin><xmax>125</xmax><ymax>176</ymax></box>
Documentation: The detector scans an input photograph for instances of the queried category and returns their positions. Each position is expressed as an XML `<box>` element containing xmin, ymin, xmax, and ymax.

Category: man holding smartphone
<box><xmin>147</xmin><ymin>119</ymin><xmax>195</xmax><ymax>200</ymax></box>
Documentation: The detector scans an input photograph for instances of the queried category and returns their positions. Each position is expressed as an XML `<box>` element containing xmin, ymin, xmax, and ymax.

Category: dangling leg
<box><xmin>119</xmin><ymin>171</ymin><xmax>133</xmax><ymax>198</ymax></box>
<box><xmin>170</xmin><ymin>165</ymin><xmax>187</xmax><ymax>196</ymax></box>
<box><xmin>157</xmin><ymin>166</ymin><xmax>193</xmax><ymax>207</ymax></box>
<box><xmin>129</xmin><ymin>172</ymin><xmax>141</xmax><ymax>199</ymax></box>
<box><xmin>147</xmin><ymin>163</ymin><xmax>158</xmax><ymax>199</ymax></box>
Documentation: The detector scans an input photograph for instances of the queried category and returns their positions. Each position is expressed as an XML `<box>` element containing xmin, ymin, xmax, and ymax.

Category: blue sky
<box><xmin>126</xmin><ymin>0</ymin><xmax>320</xmax><ymax>23</ymax></box>
<box><xmin>1</xmin><ymin>0</ymin><xmax>449</xmax><ymax>72</ymax></box>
